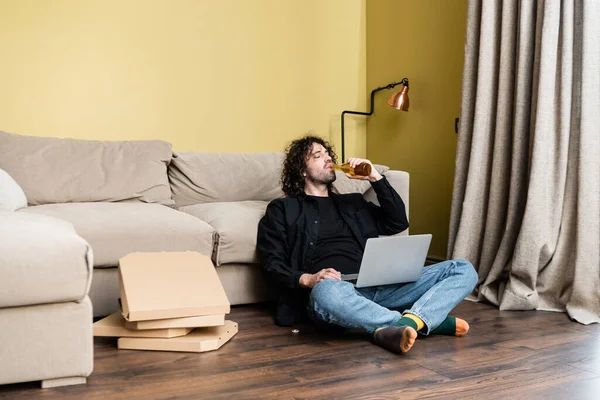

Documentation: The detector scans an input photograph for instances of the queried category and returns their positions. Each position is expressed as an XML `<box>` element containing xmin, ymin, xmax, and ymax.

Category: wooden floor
<box><xmin>1</xmin><ymin>301</ymin><xmax>599</xmax><ymax>399</ymax></box>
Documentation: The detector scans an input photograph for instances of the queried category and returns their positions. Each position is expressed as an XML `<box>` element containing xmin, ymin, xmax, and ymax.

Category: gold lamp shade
<box><xmin>388</xmin><ymin>84</ymin><xmax>409</xmax><ymax>111</ymax></box>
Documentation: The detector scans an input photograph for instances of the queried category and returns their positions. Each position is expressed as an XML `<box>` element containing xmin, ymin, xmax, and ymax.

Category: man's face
<box><xmin>304</xmin><ymin>143</ymin><xmax>336</xmax><ymax>185</ymax></box>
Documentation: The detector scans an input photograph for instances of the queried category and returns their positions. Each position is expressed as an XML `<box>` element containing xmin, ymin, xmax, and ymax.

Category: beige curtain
<box><xmin>449</xmin><ymin>0</ymin><xmax>600</xmax><ymax>324</ymax></box>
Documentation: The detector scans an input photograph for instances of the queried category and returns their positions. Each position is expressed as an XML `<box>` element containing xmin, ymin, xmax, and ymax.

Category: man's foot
<box><xmin>430</xmin><ymin>316</ymin><xmax>470</xmax><ymax>336</ymax></box>
<box><xmin>455</xmin><ymin>318</ymin><xmax>469</xmax><ymax>336</ymax></box>
<box><xmin>374</xmin><ymin>325</ymin><xmax>417</xmax><ymax>354</ymax></box>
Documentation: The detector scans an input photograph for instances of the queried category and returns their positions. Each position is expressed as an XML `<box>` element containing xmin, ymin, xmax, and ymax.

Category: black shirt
<box><xmin>308</xmin><ymin>196</ymin><xmax>362</xmax><ymax>275</ymax></box>
<box><xmin>257</xmin><ymin>176</ymin><xmax>409</xmax><ymax>326</ymax></box>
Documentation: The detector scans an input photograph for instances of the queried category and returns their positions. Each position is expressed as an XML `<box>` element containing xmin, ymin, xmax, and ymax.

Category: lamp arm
<box><xmin>340</xmin><ymin>78</ymin><xmax>409</xmax><ymax>161</ymax></box>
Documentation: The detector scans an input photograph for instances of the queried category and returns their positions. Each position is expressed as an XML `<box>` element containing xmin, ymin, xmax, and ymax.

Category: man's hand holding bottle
<box><xmin>333</xmin><ymin>158</ymin><xmax>383</xmax><ymax>182</ymax></box>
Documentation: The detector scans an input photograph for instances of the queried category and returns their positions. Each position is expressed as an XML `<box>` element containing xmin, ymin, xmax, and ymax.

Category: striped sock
<box><xmin>393</xmin><ymin>314</ymin><xmax>424</xmax><ymax>331</ymax></box>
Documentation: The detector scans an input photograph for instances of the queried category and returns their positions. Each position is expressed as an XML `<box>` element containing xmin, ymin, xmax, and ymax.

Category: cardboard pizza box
<box><xmin>117</xmin><ymin>320</ymin><xmax>238</xmax><ymax>353</ymax></box>
<box><xmin>119</xmin><ymin>251</ymin><xmax>230</xmax><ymax>322</ymax></box>
<box><xmin>94</xmin><ymin>312</ymin><xmax>192</xmax><ymax>338</ymax></box>
<box><xmin>125</xmin><ymin>314</ymin><xmax>225</xmax><ymax>330</ymax></box>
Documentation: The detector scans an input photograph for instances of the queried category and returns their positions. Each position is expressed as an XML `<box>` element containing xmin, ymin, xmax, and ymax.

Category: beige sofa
<box><xmin>0</xmin><ymin>130</ymin><xmax>409</xmax><ymax>387</ymax></box>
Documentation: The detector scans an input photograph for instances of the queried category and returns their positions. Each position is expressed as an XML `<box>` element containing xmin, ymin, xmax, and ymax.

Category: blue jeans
<box><xmin>307</xmin><ymin>259</ymin><xmax>478</xmax><ymax>334</ymax></box>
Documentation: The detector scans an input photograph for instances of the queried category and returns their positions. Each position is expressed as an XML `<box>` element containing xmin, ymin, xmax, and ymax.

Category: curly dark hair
<box><xmin>281</xmin><ymin>135</ymin><xmax>338</xmax><ymax>197</ymax></box>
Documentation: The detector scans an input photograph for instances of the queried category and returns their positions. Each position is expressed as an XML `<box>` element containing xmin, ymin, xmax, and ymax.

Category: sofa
<box><xmin>0</xmin><ymin>130</ymin><xmax>409</xmax><ymax>387</ymax></box>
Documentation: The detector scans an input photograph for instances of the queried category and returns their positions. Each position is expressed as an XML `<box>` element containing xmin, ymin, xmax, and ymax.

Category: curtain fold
<box><xmin>449</xmin><ymin>0</ymin><xmax>600</xmax><ymax>324</ymax></box>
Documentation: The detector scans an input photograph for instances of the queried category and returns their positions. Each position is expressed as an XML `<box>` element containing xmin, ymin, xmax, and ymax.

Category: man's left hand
<box><xmin>345</xmin><ymin>157</ymin><xmax>383</xmax><ymax>182</ymax></box>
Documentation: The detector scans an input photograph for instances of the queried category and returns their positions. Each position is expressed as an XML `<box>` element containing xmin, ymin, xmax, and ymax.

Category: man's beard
<box><xmin>306</xmin><ymin>168</ymin><xmax>336</xmax><ymax>185</ymax></box>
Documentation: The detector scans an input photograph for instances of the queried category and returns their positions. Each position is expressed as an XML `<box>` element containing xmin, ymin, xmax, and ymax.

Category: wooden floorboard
<box><xmin>1</xmin><ymin>301</ymin><xmax>599</xmax><ymax>399</ymax></box>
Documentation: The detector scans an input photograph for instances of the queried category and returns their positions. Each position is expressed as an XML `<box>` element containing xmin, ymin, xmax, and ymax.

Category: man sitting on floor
<box><xmin>257</xmin><ymin>135</ymin><xmax>478</xmax><ymax>353</ymax></box>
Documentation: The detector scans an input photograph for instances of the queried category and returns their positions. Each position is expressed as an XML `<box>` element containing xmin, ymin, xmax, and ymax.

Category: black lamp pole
<box><xmin>340</xmin><ymin>78</ymin><xmax>409</xmax><ymax>162</ymax></box>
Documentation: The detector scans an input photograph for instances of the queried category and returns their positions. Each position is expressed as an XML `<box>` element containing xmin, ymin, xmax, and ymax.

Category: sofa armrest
<box><xmin>362</xmin><ymin>170</ymin><xmax>409</xmax><ymax>235</ymax></box>
<box><xmin>0</xmin><ymin>211</ymin><xmax>93</xmax><ymax>308</ymax></box>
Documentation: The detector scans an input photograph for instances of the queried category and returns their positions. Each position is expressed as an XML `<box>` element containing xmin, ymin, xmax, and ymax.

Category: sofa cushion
<box><xmin>0</xmin><ymin>211</ymin><xmax>92</xmax><ymax>308</ymax></box>
<box><xmin>0</xmin><ymin>130</ymin><xmax>173</xmax><ymax>206</ymax></box>
<box><xmin>179</xmin><ymin>201</ymin><xmax>268</xmax><ymax>265</ymax></box>
<box><xmin>169</xmin><ymin>152</ymin><xmax>285</xmax><ymax>207</ymax></box>
<box><xmin>331</xmin><ymin>164</ymin><xmax>391</xmax><ymax>194</ymax></box>
<box><xmin>0</xmin><ymin>168</ymin><xmax>27</xmax><ymax>211</ymax></box>
<box><xmin>21</xmin><ymin>203</ymin><xmax>216</xmax><ymax>267</ymax></box>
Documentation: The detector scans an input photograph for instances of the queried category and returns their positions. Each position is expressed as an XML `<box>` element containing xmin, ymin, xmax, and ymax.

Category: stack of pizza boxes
<box><xmin>93</xmin><ymin>252</ymin><xmax>237</xmax><ymax>353</ymax></box>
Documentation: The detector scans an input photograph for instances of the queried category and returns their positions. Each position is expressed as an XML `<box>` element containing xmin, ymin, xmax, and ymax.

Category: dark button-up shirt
<box><xmin>257</xmin><ymin>176</ymin><xmax>409</xmax><ymax>325</ymax></box>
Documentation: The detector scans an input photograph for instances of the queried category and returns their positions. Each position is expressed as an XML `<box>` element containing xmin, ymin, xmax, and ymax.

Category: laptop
<box><xmin>341</xmin><ymin>234</ymin><xmax>432</xmax><ymax>288</ymax></box>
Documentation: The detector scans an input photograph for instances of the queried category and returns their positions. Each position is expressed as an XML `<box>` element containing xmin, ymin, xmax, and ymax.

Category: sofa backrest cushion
<box><xmin>169</xmin><ymin>152</ymin><xmax>285</xmax><ymax>206</ymax></box>
<box><xmin>0</xmin><ymin>131</ymin><xmax>173</xmax><ymax>206</ymax></box>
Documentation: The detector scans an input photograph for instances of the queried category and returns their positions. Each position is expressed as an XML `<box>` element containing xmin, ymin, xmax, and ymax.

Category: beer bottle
<box><xmin>332</xmin><ymin>162</ymin><xmax>372</xmax><ymax>177</ymax></box>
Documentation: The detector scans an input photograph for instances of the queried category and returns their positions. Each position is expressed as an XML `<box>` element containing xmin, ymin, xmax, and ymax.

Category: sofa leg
<box><xmin>41</xmin><ymin>376</ymin><xmax>87</xmax><ymax>388</ymax></box>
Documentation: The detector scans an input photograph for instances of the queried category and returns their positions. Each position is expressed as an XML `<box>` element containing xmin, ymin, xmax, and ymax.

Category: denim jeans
<box><xmin>307</xmin><ymin>259</ymin><xmax>478</xmax><ymax>334</ymax></box>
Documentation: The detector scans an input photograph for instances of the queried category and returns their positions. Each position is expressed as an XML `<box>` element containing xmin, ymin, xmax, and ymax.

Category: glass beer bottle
<box><xmin>332</xmin><ymin>162</ymin><xmax>372</xmax><ymax>177</ymax></box>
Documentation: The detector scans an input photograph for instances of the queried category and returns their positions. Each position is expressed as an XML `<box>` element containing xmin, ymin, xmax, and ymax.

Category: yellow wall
<box><xmin>366</xmin><ymin>0</ymin><xmax>468</xmax><ymax>258</ymax></box>
<box><xmin>0</xmin><ymin>0</ymin><xmax>467</xmax><ymax>258</ymax></box>
<box><xmin>0</xmin><ymin>0</ymin><xmax>366</xmax><ymax>155</ymax></box>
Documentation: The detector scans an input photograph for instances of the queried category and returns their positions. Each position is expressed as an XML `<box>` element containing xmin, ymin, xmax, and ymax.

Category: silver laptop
<box><xmin>341</xmin><ymin>234</ymin><xmax>432</xmax><ymax>288</ymax></box>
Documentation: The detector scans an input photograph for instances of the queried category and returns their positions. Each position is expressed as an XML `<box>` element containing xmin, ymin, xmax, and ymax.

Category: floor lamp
<box><xmin>340</xmin><ymin>78</ymin><xmax>409</xmax><ymax>162</ymax></box>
